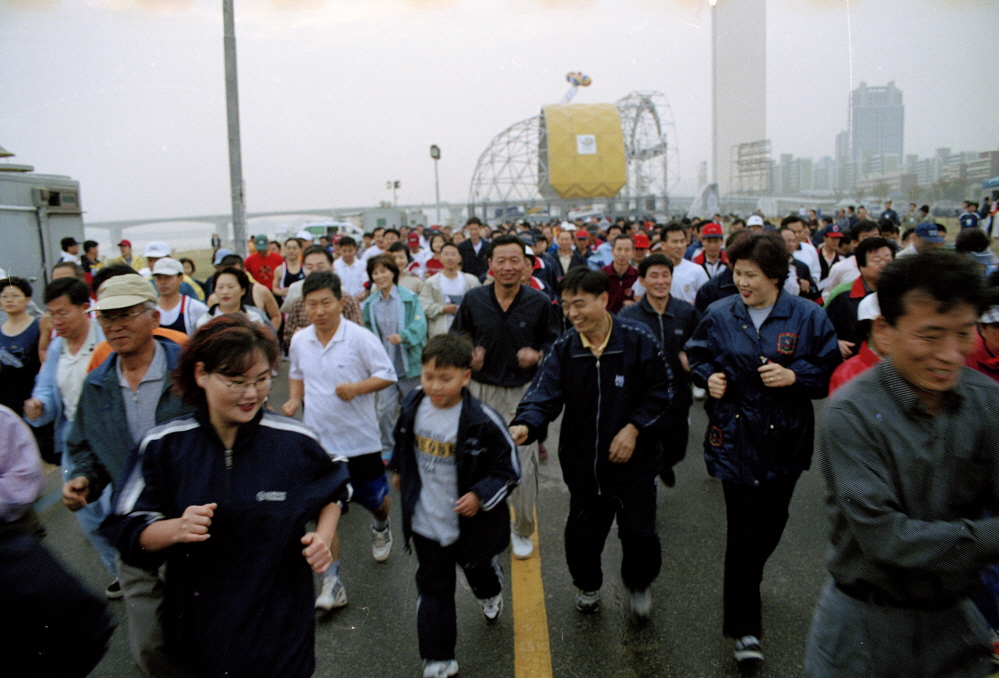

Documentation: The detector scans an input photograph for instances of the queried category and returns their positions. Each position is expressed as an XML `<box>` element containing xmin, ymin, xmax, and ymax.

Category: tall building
<box><xmin>850</xmin><ymin>81</ymin><xmax>904</xmax><ymax>162</ymax></box>
<box><xmin>712</xmin><ymin>0</ymin><xmax>766</xmax><ymax>195</ymax></box>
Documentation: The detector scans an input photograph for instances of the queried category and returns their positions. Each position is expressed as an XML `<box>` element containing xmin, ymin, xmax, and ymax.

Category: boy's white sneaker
<box><xmin>480</xmin><ymin>593</ymin><xmax>503</xmax><ymax>622</ymax></box>
<box><xmin>511</xmin><ymin>532</ymin><xmax>533</xmax><ymax>559</ymax></box>
<box><xmin>422</xmin><ymin>659</ymin><xmax>459</xmax><ymax>678</ymax></box>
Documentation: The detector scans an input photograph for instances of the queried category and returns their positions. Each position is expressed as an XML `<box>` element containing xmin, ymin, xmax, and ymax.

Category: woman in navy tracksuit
<box><xmin>685</xmin><ymin>232</ymin><xmax>839</xmax><ymax>664</ymax></box>
<box><xmin>113</xmin><ymin>316</ymin><xmax>351</xmax><ymax>678</ymax></box>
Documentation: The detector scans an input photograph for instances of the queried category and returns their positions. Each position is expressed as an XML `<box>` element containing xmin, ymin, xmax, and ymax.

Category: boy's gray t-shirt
<box><xmin>411</xmin><ymin>396</ymin><xmax>462</xmax><ymax>546</ymax></box>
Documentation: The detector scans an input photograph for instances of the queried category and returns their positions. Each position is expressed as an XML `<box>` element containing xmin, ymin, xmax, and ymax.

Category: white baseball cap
<box><xmin>152</xmin><ymin>257</ymin><xmax>185</xmax><ymax>276</ymax></box>
<box><xmin>295</xmin><ymin>229</ymin><xmax>315</xmax><ymax>242</ymax></box>
<box><xmin>747</xmin><ymin>215</ymin><xmax>765</xmax><ymax>227</ymax></box>
<box><xmin>144</xmin><ymin>241</ymin><xmax>171</xmax><ymax>258</ymax></box>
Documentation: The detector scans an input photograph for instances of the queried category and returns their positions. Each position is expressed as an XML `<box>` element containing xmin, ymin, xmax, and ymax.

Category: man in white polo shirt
<box><xmin>283</xmin><ymin>270</ymin><xmax>397</xmax><ymax>611</ymax></box>
<box><xmin>642</xmin><ymin>223</ymin><xmax>709</xmax><ymax>304</ymax></box>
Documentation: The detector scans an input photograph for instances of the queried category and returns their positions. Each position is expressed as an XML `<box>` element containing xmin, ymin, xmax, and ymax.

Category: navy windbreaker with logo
<box><xmin>685</xmin><ymin>290</ymin><xmax>840</xmax><ymax>485</ymax></box>
<box><xmin>112</xmin><ymin>408</ymin><xmax>351</xmax><ymax>678</ymax></box>
<box><xmin>512</xmin><ymin>315</ymin><xmax>673</xmax><ymax>492</ymax></box>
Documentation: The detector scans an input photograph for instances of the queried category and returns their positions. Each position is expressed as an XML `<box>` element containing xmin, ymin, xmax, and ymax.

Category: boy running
<box><xmin>391</xmin><ymin>334</ymin><xmax>521</xmax><ymax>678</ymax></box>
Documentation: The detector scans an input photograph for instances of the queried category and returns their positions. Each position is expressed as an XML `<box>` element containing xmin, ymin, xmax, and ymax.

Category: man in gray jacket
<box><xmin>805</xmin><ymin>251</ymin><xmax>999</xmax><ymax>678</ymax></box>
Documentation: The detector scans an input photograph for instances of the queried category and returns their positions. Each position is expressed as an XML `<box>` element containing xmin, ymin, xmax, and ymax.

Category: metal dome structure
<box><xmin>468</xmin><ymin>90</ymin><xmax>680</xmax><ymax>217</ymax></box>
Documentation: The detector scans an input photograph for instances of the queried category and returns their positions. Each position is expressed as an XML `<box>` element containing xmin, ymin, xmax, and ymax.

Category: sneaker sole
<box><xmin>734</xmin><ymin>650</ymin><xmax>764</xmax><ymax>663</ymax></box>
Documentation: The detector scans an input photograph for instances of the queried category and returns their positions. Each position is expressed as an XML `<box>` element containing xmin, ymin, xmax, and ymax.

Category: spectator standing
<box><xmin>0</xmin><ymin>278</ymin><xmax>41</xmax><ymax>419</ymax></box>
<box><xmin>552</xmin><ymin>229</ymin><xmax>587</xmax><ymax>280</ymax></box>
<box><xmin>686</xmin><ymin>232</ymin><xmax>840</xmax><ymax>665</ymax></box>
<box><xmin>272</xmin><ymin>237</ymin><xmax>305</xmax><ymax>301</ymax></box>
<box><xmin>449</xmin><ymin>234</ymin><xmax>561</xmax><ymax>560</ymax></box>
<box><xmin>601</xmin><ymin>235</ymin><xmax>638</xmax><ymax>314</ymax></box>
<box><xmin>60</xmin><ymin>237</ymin><xmax>81</xmax><ymax>264</ymax></box>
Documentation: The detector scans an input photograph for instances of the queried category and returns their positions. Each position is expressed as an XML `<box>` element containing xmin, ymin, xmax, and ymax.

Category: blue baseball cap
<box><xmin>915</xmin><ymin>222</ymin><xmax>945</xmax><ymax>243</ymax></box>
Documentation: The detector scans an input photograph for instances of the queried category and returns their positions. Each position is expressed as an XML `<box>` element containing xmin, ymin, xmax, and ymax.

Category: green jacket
<box><xmin>362</xmin><ymin>285</ymin><xmax>427</xmax><ymax>380</ymax></box>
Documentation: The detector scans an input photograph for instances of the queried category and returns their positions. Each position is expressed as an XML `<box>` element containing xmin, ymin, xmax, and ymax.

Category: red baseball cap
<box><xmin>575</xmin><ymin>231</ymin><xmax>589</xmax><ymax>239</ymax></box>
<box><xmin>118</xmin><ymin>239</ymin><xmax>132</xmax><ymax>247</ymax></box>
<box><xmin>408</xmin><ymin>232</ymin><xmax>421</xmax><ymax>245</ymax></box>
<box><xmin>701</xmin><ymin>223</ymin><xmax>724</xmax><ymax>238</ymax></box>
<box><xmin>633</xmin><ymin>234</ymin><xmax>651</xmax><ymax>249</ymax></box>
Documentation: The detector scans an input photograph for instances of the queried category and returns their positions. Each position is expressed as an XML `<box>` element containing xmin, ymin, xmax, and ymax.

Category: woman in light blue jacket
<box><xmin>362</xmin><ymin>254</ymin><xmax>428</xmax><ymax>461</ymax></box>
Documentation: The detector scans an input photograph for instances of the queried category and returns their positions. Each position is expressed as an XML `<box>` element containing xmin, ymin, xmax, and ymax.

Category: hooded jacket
<box><xmin>390</xmin><ymin>388</ymin><xmax>520</xmax><ymax>565</ymax></box>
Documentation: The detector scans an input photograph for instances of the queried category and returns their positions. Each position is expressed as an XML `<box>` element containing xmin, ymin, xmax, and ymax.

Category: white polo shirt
<box><xmin>333</xmin><ymin>257</ymin><xmax>368</xmax><ymax>297</ymax></box>
<box><xmin>793</xmin><ymin>240</ymin><xmax>821</xmax><ymax>283</ymax></box>
<box><xmin>289</xmin><ymin>319</ymin><xmax>397</xmax><ymax>458</ymax></box>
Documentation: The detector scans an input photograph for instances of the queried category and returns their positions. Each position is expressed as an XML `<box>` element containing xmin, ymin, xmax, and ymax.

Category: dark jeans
<box><xmin>722</xmin><ymin>473</ymin><xmax>800</xmax><ymax>638</ymax></box>
<box><xmin>413</xmin><ymin>533</ymin><xmax>503</xmax><ymax>662</ymax></box>
<box><xmin>564</xmin><ymin>478</ymin><xmax>661</xmax><ymax>593</ymax></box>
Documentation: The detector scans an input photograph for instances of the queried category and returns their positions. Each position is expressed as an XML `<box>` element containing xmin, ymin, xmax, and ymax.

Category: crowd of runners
<box><xmin>4</xmin><ymin>198</ymin><xmax>999</xmax><ymax>678</ymax></box>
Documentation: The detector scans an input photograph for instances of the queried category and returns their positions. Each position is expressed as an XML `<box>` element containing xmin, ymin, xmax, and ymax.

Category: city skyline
<box><xmin>1</xmin><ymin>0</ymin><xmax>997</xmax><ymax>222</ymax></box>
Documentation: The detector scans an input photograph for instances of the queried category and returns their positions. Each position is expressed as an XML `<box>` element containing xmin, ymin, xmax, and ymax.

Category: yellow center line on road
<box><xmin>510</xmin><ymin>507</ymin><xmax>553</xmax><ymax>678</ymax></box>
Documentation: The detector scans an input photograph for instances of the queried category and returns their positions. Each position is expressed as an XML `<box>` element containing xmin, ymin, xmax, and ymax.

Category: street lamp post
<box><xmin>430</xmin><ymin>145</ymin><xmax>441</xmax><ymax>226</ymax></box>
<box><xmin>222</xmin><ymin>0</ymin><xmax>247</xmax><ymax>256</ymax></box>
<box><xmin>386</xmin><ymin>180</ymin><xmax>400</xmax><ymax>207</ymax></box>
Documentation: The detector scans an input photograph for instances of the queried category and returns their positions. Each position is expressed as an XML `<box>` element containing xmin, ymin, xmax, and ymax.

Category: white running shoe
<box><xmin>629</xmin><ymin>588</ymin><xmax>652</xmax><ymax>619</ymax></box>
<box><xmin>575</xmin><ymin>588</ymin><xmax>600</xmax><ymax>613</ymax></box>
<box><xmin>480</xmin><ymin>593</ymin><xmax>503</xmax><ymax>622</ymax></box>
<box><xmin>733</xmin><ymin>635</ymin><xmax>764</xmax><ymax>663</ymax></box>
<box><xmin>511</xmin><ymin>532</ymin><xmax>534</xmax><ymax>559</ymax></box>
<box><xmin>422</xmin><ymin>659</ymin><xmax>459</xmax><ymax>678</ymax></box>
<box><xmin>315</xmin><ymin>574</ymin><xmax>347</xmax><ymax>611</ymax></box>
<box><xmin>372</xmin><ymin>522</ymin><xmax>393</xmax><ymax>562</ymax></box>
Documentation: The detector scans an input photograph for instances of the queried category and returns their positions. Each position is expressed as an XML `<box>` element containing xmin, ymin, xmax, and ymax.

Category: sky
<box><xmin>1</xmin><ymin>0</ymin><xmax>997</xmax><ymax>224</ymax></box>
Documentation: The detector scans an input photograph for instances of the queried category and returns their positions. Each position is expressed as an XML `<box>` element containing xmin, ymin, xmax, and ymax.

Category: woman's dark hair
<box><xmin>302</xmin><ymin>271</ymin><xmax>342</xmax><ymax>300</ymax></box>
<box><xmin>173</xmin><ymin>315</ymin><xmax>279</xmax><ymax>408</ymax></box>
<box><xmin>429</xmin><ymin>233</ymin><xmax>447</xmax><ymax>253</ymax></box>
<box><xmin>367</xmin><ymin>254</ymin><xmax>400</xmax><ymax>285</ymax></box>
<box><xmin>44</xmin><ymin>277</ymin><xmax>90</xmax><ymax>305</ymax></box>
<box><xmin>388</xmin><ymin>241</ymin><xmax>412</xmax><ymax>263</ymax></box>
<box><xmin>302</xmin><ymin>244</ymin><xmax>333</xmax><ymax>263</ymax></box>
<box><xmin>0</xmin><ymin>277</ymin><xmax>32</xmax><ymax>298</ymax></box>
<box><xmin>854</xmin><ymin>237</ymin><xmax>892</xmax><ymax>267</ymax></box>
<box><xmin>878</xmin><ymin>251</ymin><xmax>988</xmax><ymax>327</ymax></box>
<box><xmin>421</xmin><ymin>333</ymin><xmax>473</xmax><ymax>370</ymax></box>
<box><xmin>638</xmin><ymin>253</ymin><xmax>673</xmax><ymax>278</ymax></box>
<box><xmin>955</xmin><ymin>228</ymin><xmax>991</xmax><ymax>254</ymax></box>
<box><xmin>559</xmin><ymin>267</ymin><xmax>609</xmax><ymax>297</ymax></box>
<box><xmin>726</xmin><ymin>232</ymin><xmax>790</xmax><ymax>286</ymax></box>
<box><xmin>212</xmin><ymin>266</ymin><xmax>249</xmax><ymax>292</ymax></box>
<box><xmin>487</xmin><ymin>233</ymin><xmax>525</xmax><ymax>260</ymax></box>
<box><xmin>179</xmin><ymin>257</ymin><xmax>196</xmax><ymax>273</ymax></box>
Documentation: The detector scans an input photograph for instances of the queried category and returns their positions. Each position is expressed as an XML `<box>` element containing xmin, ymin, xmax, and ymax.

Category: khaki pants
<box><xmin>115</xmin><ymin>554</ymin><xmax>188</xmax><ymax>678</ymax></box>
<box><xmin>469</xmin><ymin>380</ymin><xmax>538</xmax><ymax>539</ymax></box>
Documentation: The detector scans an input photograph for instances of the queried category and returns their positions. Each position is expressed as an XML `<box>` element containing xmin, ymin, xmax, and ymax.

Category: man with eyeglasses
<box><xmin>24</xmin><ymin>277</ymin><xmax>120</xmax><ymax>597</ymax></box>
<box><xmin>63</xmin><ymin>274</ymin><xmax>192</xmax><ymax>677</ymax></box>
<box><xmin>824</xmin><ymin>237</ymin><xmax>894</xmax><ymax>359</ymax></box>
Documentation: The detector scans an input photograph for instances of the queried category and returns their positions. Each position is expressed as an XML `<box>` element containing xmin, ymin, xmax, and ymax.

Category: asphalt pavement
<box><xmin>38</xmin><ymin>365</ymin><xmax>833</xmax><ymax>678</ymax></box>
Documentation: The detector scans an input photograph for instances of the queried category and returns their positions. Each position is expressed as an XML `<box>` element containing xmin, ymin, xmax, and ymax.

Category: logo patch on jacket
<box><xmin>777</xmin><ymin>333</ymin><xmax>798</xmax><ymax>355</ymax></box>
<box><xmin>615</xmin><ymin>375</ymin><xmax>625</xmax><ymax>387</ymax></box>
<box><xmin>256</xmin><ymin>491</ymin><xmax>287</xmax><ymax>502</ymax></box>
<box><xmin>708</xmin><ymin>425</ymin><xmax>723</xmax><ymax>448</ymax></box>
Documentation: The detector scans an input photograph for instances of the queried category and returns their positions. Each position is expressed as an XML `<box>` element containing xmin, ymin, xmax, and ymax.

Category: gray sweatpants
<box><xmin>469</xmin><ymin>380</ymin><xmax>538</xmax><ymax>539</ymax></box>
<box><xmin>804</xmin><ymin>579</ymin><xmax>993</xmax><ymax>678</ymax></box>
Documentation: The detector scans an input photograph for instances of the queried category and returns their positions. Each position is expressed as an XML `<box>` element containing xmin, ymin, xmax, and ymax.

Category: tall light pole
<box><xmin>223</xmin><ymin>0</ymin><xmax>247</xmax><ymax>256</ymax></box>
<box><xmin>386</xmin><ymin>180</ymin><xmax>400</xmax><ymax>207</ymax></box>
<box><xmin>430</xmin><ymin>145</ymin><xmax>441</xmax><ymax>226</ymax></box>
